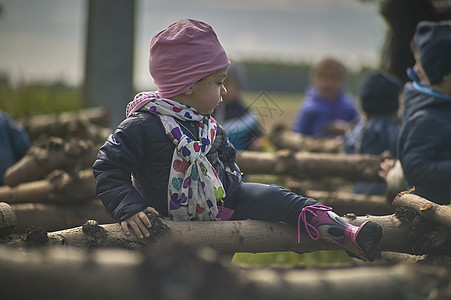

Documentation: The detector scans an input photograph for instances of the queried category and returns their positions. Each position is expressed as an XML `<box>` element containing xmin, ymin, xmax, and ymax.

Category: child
<box><xmin>92</xmin><ymin>19</ymin><xmax>382</xmax><ymax>261</ymax></box>
<box><xmin>344</xmin><ymin>71</ymin><xmax>402</xmax><ymax>195</ymax></box>
<box><xmin>398</xmin><ymin>21</ymin><xmax>451</xmax><ymax>205</ymax></box>
<box><xmin>293</xmin><ymin>57</ymin><xmax>360</xmax><ymax>138</ymax></box>
<box><xmin>0</xmin><ymin>110</ymin><xmax>30</xmax><ymax>185</ymax></box>
<box><xmin>212</xmin><ymin>60</ymin><xmax>263</xmax><ymax>151</ymax></box>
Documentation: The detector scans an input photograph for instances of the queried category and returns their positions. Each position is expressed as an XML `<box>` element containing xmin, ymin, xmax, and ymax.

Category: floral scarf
<box><xmin>126</xmin><ymin>92</ymin><xmax>225</xmax><ymax>221</ymax></box>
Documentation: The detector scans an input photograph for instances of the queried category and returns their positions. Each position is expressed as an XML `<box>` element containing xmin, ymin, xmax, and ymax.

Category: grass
<box><xmin>0</xmin><ymin>84</ymin><xmax>84</xmax><ymax>117</ymax></box>
<box><xmin>232</xmin><ymin>250</ymin><xmax>353</xmax><ymax>266</ymax></box>
<box><xmin>241</xmin><ymin>91</ymin><xmax>302</xmax><ymax>131</ymax></box>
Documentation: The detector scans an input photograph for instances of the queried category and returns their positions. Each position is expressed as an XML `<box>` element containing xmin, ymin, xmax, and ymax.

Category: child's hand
<box><xmin>378</xmin><ymin>158</ymin><xmax>396</xmax><ymax>181</ymax></box>
<box><xmin>120</xmin><ymin>207</ymin><xmax>159</xmax><ymax>239</ymax></box>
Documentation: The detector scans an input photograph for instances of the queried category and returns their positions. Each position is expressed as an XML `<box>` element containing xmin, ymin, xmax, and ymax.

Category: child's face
<box><xmin>222</xmin><ymin>77</ymin><xmax>240</xmax><ymax>103</ymax></box>
<box><xmin>413</xmin><ymin>49</ymin><xmax>429</xmax><ymax>83</ymax></box>
<box><xmin>313</xmin><ymin>67</ymin><xmax>343</xmax><ymax>100</ymax></box>
<box><xmin>187</xmin><ymin>67</ymin><xmax>228</xmax><ymax>115</ymax></box>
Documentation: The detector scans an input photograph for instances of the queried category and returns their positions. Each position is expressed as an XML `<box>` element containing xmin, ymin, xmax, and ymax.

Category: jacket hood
<box><xmin>401</xmin><ymin>82</ymin><xmax>451</xmax><ymax>120</ymax></box>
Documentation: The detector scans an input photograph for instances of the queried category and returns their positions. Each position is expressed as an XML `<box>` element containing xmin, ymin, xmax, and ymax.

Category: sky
<box><xmin>0</xmin><ymin>0</ymin><xmax>387</xmax><ymax>90</ymax></box>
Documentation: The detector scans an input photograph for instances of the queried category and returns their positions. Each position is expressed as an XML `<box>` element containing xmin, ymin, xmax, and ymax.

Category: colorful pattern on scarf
<box><xmin>126</xmin><ymin>92</ymin><xmax>225</xmax><ymax>221</ymax></box>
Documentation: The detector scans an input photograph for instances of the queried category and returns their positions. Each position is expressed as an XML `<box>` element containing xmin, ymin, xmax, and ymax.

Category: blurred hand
<box><xmin>323</xmin><ymin>119</ymin><xmax>352</xmax><ymax>137</ymax></box>
<box><xmin>120</xmin><ymin>207</ymin><xmax>159</xmax><ymax>239</ymax></box>
<box><xmin>378</xmin><ymin>158</ymin><xmax>396</xmax><ymax>181</ymax></box>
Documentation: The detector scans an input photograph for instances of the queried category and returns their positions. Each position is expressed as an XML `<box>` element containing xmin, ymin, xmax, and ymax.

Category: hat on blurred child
<box><xmin>415</xmin><ymin>21</ymin><xmax>451</xmax><ymax>84</ymax></box>
<box><xmin>359</xmin><ymin>71</ymin><xmax>402</xmax><ymax>116</ymax></box>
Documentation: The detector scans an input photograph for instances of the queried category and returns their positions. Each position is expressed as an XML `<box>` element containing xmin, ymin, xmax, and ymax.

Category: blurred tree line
<box><xmin>241</xmin><ymin>59</ymin><xmax>375</xmax><ymax>96</ymax></box>
<box><xmin>0</xmin><ymin>59</ymin><xmax>376</xmax><ymax>118</ymax></box>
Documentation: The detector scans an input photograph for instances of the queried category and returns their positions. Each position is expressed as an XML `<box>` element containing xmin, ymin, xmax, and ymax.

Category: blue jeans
<box><xmin>228</xmin><ymin>182</ymin><xmax>317</xmax><ymax>228</ymax></box>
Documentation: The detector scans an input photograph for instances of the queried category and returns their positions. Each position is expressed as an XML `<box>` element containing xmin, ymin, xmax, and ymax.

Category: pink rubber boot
<box><xmin>297</xmin><ymin>205</ymin><xmax>382</xmax><ymax>261</ymax></box>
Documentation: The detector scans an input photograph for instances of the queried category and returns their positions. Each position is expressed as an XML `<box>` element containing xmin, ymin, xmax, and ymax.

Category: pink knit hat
<box><xmin>149</xmin><ymin>19</ymin><xmax>230</xmax><ymax>99</ymax></box>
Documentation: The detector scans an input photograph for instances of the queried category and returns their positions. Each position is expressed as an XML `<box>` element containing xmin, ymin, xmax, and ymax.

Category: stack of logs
<box><xmin>0</xmin><ymin>116</ymin><xmax>450</xmax><ymax>299</ymax></box>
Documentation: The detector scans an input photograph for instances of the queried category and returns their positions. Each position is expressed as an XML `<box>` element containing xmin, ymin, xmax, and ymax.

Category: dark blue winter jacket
<box><xmin>344</xmin><ymin>116</ymin><xmax>401</xmax><ymax>195</ymax></box>
<box><xmin>0</xmin><ymin>111</ymin><xmax>30</xmax><ymax>185</ymax></box>
<box><xmin>398</xmin><ymin>83</ymin><xmax>451</xmax><ymax>204</ymax></box>
<box><xmin>92</xmin><ymin>111</ymin><xmax>242</xmax><ymax>222</ymax></box>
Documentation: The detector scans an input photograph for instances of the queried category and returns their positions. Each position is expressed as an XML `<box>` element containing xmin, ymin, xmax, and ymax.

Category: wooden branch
<box><xmin>393</xmin><ymin>192</ymin><xmax>451</xmax><ymax>230</ymax></box>
<box><xmin>0</xmin><ymin>169</ymin><xmax>96</xmax><ymax>204</ymax></box>
<box><xmin>10</xmin><ymin>200</ymin><xmax>113</xmax><ymax>232</ymax></box>
<box><xmin>236</xmin><ymin>150</ymin><xmax>384</xmax><ymax>182</ymax></box>
<box><xmin>269</xmin><ymin>124</ymin><xmax>341</xmax><ymax>153</ymax></box>
<box><xmin>18</xmin><ymin>107</ymin><xmax>111</xmax><ymax>141</ymax></box>
<box><xmin>4</xmin><ymin>137</ymin><xmax>99</xmax><ymax>186</ymax></box>
<box><xmin>305</xmin><ymin>190</ymin><xmax>394</xmax><ymax>216</ymax></box>
<box><xmin>245</xmin><ymin>263</ymin><xmax>450</xmax><ymax>300</ymax></box>
<box><xmin>0</xmin><ymin>244</ymin><xmax>449</xmax><ymax>300</ymax></box>
<box><xmin>4</xmin><ymin>214</ymin><xmax>422</xmax><ymax>255</ymax></box>
<box><xmin>381</xmin><ymin>251</ymin><xmax>425</xmax><ymax>264</ymax></box>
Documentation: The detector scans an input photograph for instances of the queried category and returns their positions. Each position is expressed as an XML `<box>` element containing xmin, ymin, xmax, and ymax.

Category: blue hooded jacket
<box><xmin>398</xmin><ymin>83</ymin><xmax>451</xmax><ymax>204</ymax></box>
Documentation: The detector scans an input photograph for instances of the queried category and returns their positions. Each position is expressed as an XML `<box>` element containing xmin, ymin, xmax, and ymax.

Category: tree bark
<box><xmin>236</xmin><ymin>150</ymin><xmax>384</xmax><ymax>182</ymax></box>
<box><xmin>392</xmin><ymin>191</ymin><xmax>451</xmax><ymax>230</ymax></box>
<box><xmin>4</xmin><ymin>138</ymin><xmax>99</xmax><ymax>186</ymax></box>
<box><xmin>269</xmin><ymin>124</ymin><xmax>341</xmax><ymax>153</ymax></box>
<box><xmin>0</xmin><ymin>244</ymin><xmax>449</xmax><ymax>300</ymax></box>
<box><xmin>0</xmin><ymin>169</ymin><xmax>96</xmax><ymax>204</ymax></box>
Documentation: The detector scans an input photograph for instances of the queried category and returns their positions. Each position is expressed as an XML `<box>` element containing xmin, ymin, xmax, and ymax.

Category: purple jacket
<box><xmin>293</xmin><ymin>87</ymin><xmax>360</xmax><ymax>137</ymax></box>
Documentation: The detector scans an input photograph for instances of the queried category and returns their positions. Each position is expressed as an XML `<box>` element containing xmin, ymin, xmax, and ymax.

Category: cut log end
<box><xmin>0</xmin><ymin>202</ymin><xmax>16</xmax><ymax>237</ymax></box>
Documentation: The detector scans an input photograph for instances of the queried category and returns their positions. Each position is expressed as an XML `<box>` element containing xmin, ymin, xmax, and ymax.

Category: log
<box><xmin>0</xmin><ymin>169</ymin><xmax>96</xmax><ymax>204</ymax></box>
<box><xmin>4</xmin><ymin>137</ymin><xmax>99</xmax><ymax>186</ymax></box>
<box><xmin>0</xmin><ymin>243</ymin><xmax>449</xmax><ymax>300</ymax></box>
<box><xmin>269</xmin><ymin>124</ymin><xmax>341</xmax><ymax>153</ymax></box>
<box><xmin>11</xmin><ymin>200</ymin><xmax>114</xmax><ymax>232</ymax></box>
<box><xmin>381</xmin><ymin>251</ymin><xmax>425</xmax><ymax>264</ymax></box>
<box><xmin>0</xmin><ymin>202</ymin><xmax>16</xmax><ymax>237</ymax></box>
<box><xmin>236</xmin><ymin>150</ymin><xmax>384</xmax><ymax>182</ymax></box>
<box><xmin>304</xmin><ymin>190</ymin><xmax>394</xmax><ymax>216</ymax></box>
<box><xmin>393</xmin><ymin>192</ymin><xmax>451</xmax><ymax>230</ymax></box>
<box><xmin>245</xmin><ymin>263</ymin><xmax>451</xmax><ymax>300</ymax></box>
<box><xmin>4</xmin><ymin>213</ymin><xmax>434</xmax><ymax>256</ymax></box>
<box><xmin>17</xmin><ymin>107</ymin><xmax>111</xmax><ymax>141</ymax></box>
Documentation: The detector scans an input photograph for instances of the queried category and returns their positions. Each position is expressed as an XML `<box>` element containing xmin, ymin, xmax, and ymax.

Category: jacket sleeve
<box><xmin>5</xmin><ymin>114</ymin><xmax>30</xmax><ymax>160</ymax></box>
<box><xmin>399</xmin><ymin>114</ymin><xmax>451</xmax><ymax>189</ymax></box>
<box><xmin>293</xmin><ymin>106</ymin><xmax>314</xmax><ymax>135</ymax></box>
<box><xmin>92</xmin><ymin>115</ymin><xmax>149</xmax><ymax>222</ymax></box>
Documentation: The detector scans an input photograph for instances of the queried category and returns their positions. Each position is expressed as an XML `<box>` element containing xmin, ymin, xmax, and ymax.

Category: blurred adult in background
<box><xmin>380</xmin><ymin>0</ymin><xmax>451</xmax><ymax>82</ymax></box>
<box><xmin>293</xmin><ymin>57</ymin><xmax>360</xmax><ymax>138</ymax></box>
<box><xmin>0</xmin><ymin>110</ymin><xmax>30</xmax><ymax>185</ymax></box>
<box><xmin>344</xmin><ymin>71</ymin><xmax>402</xmax><ymax>195</ymax></box>
<box><xmin>213</xmin><ymin>61</ymin><xmax>263</xmax><ymax>151</ymax></box>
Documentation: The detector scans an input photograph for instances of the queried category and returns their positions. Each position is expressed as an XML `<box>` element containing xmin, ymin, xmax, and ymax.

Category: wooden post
<box><xmin>84</xmin><ymin>0</ymin><xmax>135</xmax><ymax>128</ymax></box>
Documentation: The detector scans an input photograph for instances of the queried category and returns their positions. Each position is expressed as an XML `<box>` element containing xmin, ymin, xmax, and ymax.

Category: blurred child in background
<box><xmin>344</xmin><ymin>71</ymin><xmax>402</xmax><ymax>195</ymax></box>
<box><xmin>293</xmin><ymin>57</ymin><xmax>360</xmax><ymax>138</ymax></box>
<box><xmin>212</xmin><ymin>61</ymin><xmax>263</xmax><ymax>151</ymax></box>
